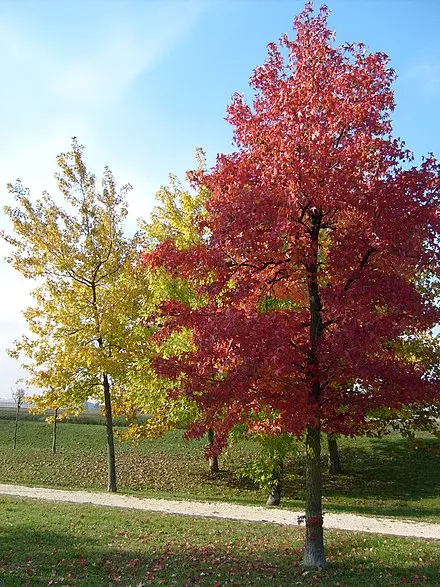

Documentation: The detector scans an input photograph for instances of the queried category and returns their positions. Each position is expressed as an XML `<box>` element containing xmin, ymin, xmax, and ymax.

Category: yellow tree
<box><xmin>114</xmin><ymin>157</ymin><xmax>209</xmax><ymax>445</ymax></box>
<box><xmin>2</xmin><ymin>139</ymin><xmax>138</xmax><ymax>492</ymax></box>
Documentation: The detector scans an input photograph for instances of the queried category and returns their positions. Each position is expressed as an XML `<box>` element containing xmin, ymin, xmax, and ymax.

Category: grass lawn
<box><xmin>0</xmin><ymin>419</ymin><xmax>439</xmax><ymax>522</ymax></box>
<box><xmin>0</xmin><ymin>496</ymin><xmax>439</xmax><ymax>586</ymax></box>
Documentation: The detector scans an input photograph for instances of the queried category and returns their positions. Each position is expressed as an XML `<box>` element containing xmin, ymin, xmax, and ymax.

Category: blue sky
<box><xmin>1</xmin><ymin>0</ymin><xmax>439</xmax><ymax>397</ymax></box>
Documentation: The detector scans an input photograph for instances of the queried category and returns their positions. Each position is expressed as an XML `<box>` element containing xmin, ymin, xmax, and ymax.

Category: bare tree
<box><xmin>12</xmin><ymin>388</ymin><xmax>25</xmax><ymax>449</ymax></box>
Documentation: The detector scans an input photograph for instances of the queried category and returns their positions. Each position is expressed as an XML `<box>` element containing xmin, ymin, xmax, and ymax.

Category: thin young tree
<box><xmin>2</xmin><ymin>139</ymin><xmax>138</xmax><ymax>492</ymax></box>
<box><xmin>12</xmin><ymin>387</ymin><xmax>25</xmax><ymax>449</ymax></box>
<box><xmin>52</xmin><ymin>407</ymin><xmax>59</xmax><ymax>455</ymax></box>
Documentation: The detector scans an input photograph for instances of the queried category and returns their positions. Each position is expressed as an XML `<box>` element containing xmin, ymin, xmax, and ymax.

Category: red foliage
<box><xmin>143</xmin><ymin>4</ymin><xmax>440</xmax><ymax>448</ymax></box>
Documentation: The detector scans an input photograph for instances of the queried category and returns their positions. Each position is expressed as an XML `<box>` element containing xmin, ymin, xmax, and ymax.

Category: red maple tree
<box><xmin>143</xmin><ymin>3</ymin><xmax>440</xmax><ymax>568</ymax></box>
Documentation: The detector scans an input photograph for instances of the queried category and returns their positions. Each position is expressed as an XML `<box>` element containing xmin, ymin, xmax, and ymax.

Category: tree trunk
<box><xmin>327</xmin><ymin>433</ymin><xmax>342</xmax><ymax>475</ymax></box>
<box><xmin>302</xmin><ymin>207</ymin><xmax>327</xmax><ymax>568</ymax></box>
<box><xmin>103</xmin><ymin>373</ymin><xmax>117</xmax><ymax>492</ymax></box>
<box><xmin>52</xmin><ymin>408</ymin><xmax>58</xmax><ymax>455</ymax></box>
<box><xmin>303</xmin><ymin>425</ymin><xmax>327</xmax><ymax>568</ymax></box>
<box><xmin>266</xmin><ymin>459</ymin><xmax>283</xmax><ymax>506</ymax></box>
<box><xmin>207</xmin><ymin>428</ymin><xmax>220</xmax><ymax>473</ymax></box>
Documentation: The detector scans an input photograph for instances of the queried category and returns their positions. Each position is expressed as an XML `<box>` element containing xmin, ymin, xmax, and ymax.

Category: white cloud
<box><xmin>53</xmin><ymin>2</ymin><xmax>203</xmax><ymax>108</ymax></box>
<box><xmin>0</xmin><ymin>1</ymin><xmax>203</xmax><ymax>109</ymax></box>
<box><xmin>0</xmin><ymin>0</ymin><xmax>205</xmax><ymax>397</ymax></box>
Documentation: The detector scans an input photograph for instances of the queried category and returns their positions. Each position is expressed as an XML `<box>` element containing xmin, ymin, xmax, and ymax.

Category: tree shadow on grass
<box><xmin>192</xmin><ymin>435</ymin><xmax>440</xmax><ymax>518</ymax></box>
<box><xmin>325</xmin><ymin>437</ymin><xmax>440</xmax><ymax>499</ymax></box>
<box><xmin>301</xmin><ymin>437</ymin><xmax>437</xmax><ymax>496</ymax></box>
<box><xmin>1</xmin><ymin>526</ymin><xmax>439</xmax><ymax>586</ymax></box>
<box><xmin>269</xmin><ymin>436</ymin><xmax>440</xmax><ymax>520</ymax></box>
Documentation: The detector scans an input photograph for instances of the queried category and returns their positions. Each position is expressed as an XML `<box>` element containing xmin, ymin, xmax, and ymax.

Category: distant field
<box><xmin>0</xmin><ymin>419</ymin><xmax>439</xmax><ymax>522</ymax></box>
<box><xmin>1</xmin><ymin>496</ymin><xmax>439</xmax><ymax>586</ymax></box>
<box><xmin>0</xmin><ymin>406</ymin><xmax>126</xmax><ymax>425</ymax></box>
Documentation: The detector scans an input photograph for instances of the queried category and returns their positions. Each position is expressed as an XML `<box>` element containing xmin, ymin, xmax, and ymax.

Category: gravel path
<box><xmin>1</xmin><ymin>483</ymin><xmax>439</xmax><ymax>540</ymax></box>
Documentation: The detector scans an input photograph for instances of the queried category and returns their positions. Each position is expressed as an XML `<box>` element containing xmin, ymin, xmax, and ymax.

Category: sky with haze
<box><xmin>1</xmin><ymin>0</ymin><xmax>439</xmax><ymax>398</ymax></box>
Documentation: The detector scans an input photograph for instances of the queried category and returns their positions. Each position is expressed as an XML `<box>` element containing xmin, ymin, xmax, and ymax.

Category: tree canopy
<box><xmin>2</xmin><ymin>139</ymin><xmax>139</xmax><ymax>491</ymax></box>
<box><xmin>142</xmin><ymin>4</ymin><xmax>440</xmax><ymax>567</ymax></box>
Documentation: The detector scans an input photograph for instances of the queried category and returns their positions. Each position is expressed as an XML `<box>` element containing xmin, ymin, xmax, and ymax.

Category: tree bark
<box><xmin>52</xmin><ymin>408</ymin><xmax>58</xmax><ymax>455</ymax></box>
<box><xmin>303</xmin><ymin>425</ymin><xmax>327</xmax><ymax>568</ymax></box>
<box><xmin>207</xmin><ymin>428</ymin><xmax>220</xmax><ymax>473</ymax></box>
<box><xmin>103</xmin><ymin>373</ymin><xmax>117</xmax><ymax>492</ymax></box>
<box><xmin>302</xmin><ymin>207</ymin><xmax>327</xmax><ymax>568</ymax></box>
<box><xmin>327</xmin><ymin>433</ymin><xmax>342</xmax><ymax>475</ymax></box>
<box><xmin>266</xmin><ymin>459</ymin><xmax>283</xmax><ymax>506</ymax></box>
<box><xmin>93</xmin><ymin>283</ymin><xmax>117</xmax><ymax>492</ymax></box>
